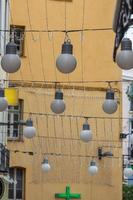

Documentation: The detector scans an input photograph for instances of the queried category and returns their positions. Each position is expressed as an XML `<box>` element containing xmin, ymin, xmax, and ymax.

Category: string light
<box><xmin>80</xmin><ymin>118</ymin><xmax>92</xmax><ymax>142</ymax></box>
<box><xmin>56</xmin><ymin>34</ymin><xmax>77</xmax><ymax>74</ymax></box>
<box><xmin>50</xmin><ymin>89</ymin><xmax>66</xmax><ymax>114</ymax></box>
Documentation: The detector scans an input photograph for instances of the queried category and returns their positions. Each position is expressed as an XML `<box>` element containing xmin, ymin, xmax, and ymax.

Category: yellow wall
<box><xmin>7</xmin><ymin>0</ymin><xmax>122</xmax><ymax>200</ymax></box>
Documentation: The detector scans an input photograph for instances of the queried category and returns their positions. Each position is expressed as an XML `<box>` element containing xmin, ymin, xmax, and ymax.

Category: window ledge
<box><xmin>7</xmin><ymin>138</ymin><xmax>24</xmax><ymax>142</ymax></box>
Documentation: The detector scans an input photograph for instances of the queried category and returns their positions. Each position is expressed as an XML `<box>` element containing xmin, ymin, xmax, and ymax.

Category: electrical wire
<box><xmin>0</xmin><ymin>28</ymin><xmax>112</xmax><ymax>33</ymax></box>
<box><xmin>81</xmin><ymin>0</ymin><xmax>86</xmax><ymax>83</ymax></box>
<box><xmin>9</xmin><ymin>149</ymin><xmax>121</xmax><ymax>160</ymax></box>
<box><xmin>5</xmin><ymin>78</ymin><xmax>133</xmax><ymax>84</ymax></box>
<box><xmin>0</xmin><ymin>129</ymin><xmax>123</xmax><ymax>144</ymax></box>
<box><xmin>51</xmin><ymin>32</ymin><xmax>58</xmax><ymax>82</ymax></box>
<box><xmin>26</xmin><ymin>0</ymin><xmax>36</xmax><ymax>41</ymax></box>
<box><xmin>38</xmin><ymin>32</ymin><xmax>46</xmax><ymax>81</ymax></box>
<box><xmin>7</xmin><ymin>111</ymin><xmax>133</xmax><ymax>120</ymax></box>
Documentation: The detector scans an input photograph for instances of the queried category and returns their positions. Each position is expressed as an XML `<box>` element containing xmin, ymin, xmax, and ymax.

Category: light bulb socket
<box><xmin>0</xmin><ymin>89</ymin><xmax>5</xmax><ymax>97</ymax></box>
<box><xmin>6</xmin><ymin>42</ymin><xmax>17</xmax><ymax>54</ymax></box>
<box><xmin>61</xmin><ymin>41</ymin><xmax>73</xmax><ymax>54</ymax></box>
<box><xmin>55</xmin><ymin>90</ymin><xmax>63</xmax><ymax>100</ymax></box>
<box><xmin>106</xmin><ymin>89</ymin><xmax>115</xmax><ymax>100</ymax></box>
<box><xmin>121</xmin><ymin>38</ymin><xmax>132</xmax><ymax>51</ymax></box>
<box><xmin>83</xmin><ymin>122</ymin><xmax>90</xmax><ymax>130</ymax></box>
<box><xmin>42</xmin><ymin>158</ymin><xmax>49</xmax><ymax>164</ymax></box>
<box><xmin>26</xmin><ymin>119</ymin><xmax>33</xmax><ymax>127</ymax></box>
<box><xmin>90</xmin><ymin>161</ymin><xmax>96</xmax><ymax>166</ymax></box>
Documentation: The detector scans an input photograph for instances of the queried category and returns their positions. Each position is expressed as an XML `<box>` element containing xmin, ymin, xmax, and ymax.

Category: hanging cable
<box><xmin>0</xmin><ymin>27</ymin><xmax>112</xmax><ymax>33</ymax></box>
<box><xmin>26</xmin><ymin>0</ymin><xmax>36</xmax><ymax>41</ymax></box>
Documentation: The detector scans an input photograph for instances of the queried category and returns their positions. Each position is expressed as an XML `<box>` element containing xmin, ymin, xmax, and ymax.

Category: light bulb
<box><xmin>42</xmin><ymin>158</ymin><xmax>51</xmax><ymax>172</ymax></box>
<box><xmin>80</xmin><ymin>120</ymin><xmax>92</xmax><ymax>142</ymax></box>
<box><xmin>88</xmin><ymin>161</ymin><xmax>98</xmax><ymax>175</ymax></box>
<box><xmin>102</xmin><ymin>89</ymin><xmax>117</xmax><ymax>114</ymax></box>
<box><xmin>116</xmin><ymin>38</ymin><xmax>133</xmax><ymax>70</ymax></box>
<box><xmin>124</xmin><ymin>164</ymin><xmax>133</xmax><ymax>177</ymax></box>
<box><xmin>56</xmin><ymin>41</ymin><xmax>77</xmax><ymax>74</ymax></box>
<box><xmin>51</xmin><ymin>89</ymin><xmax>66</xmax><ymax>114</ymax></box>
<box><xmin>0</xmin><ymin>89</ymin><xmax>8</xmax><ymax>112</ymax></box>
<box><xmin>23</xmin><ymin>119</ymin><xmax>36</xmax><ymax>139</ymax></box>
<box><xmin>1</xmin><ymin>42</ymin><xmax>21</xmax><ymax>73</ymax></box>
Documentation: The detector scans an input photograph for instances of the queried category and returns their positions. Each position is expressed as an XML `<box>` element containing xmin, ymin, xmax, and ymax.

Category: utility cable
<box><xmin>0</xmin><ymin>28</ymin><xmax>112</xmax><ymax>33</ymax></box>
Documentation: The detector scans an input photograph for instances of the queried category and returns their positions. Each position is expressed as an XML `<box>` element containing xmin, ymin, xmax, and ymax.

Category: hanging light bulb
<box><xmin>41</xmin><ymin>157</ymin><xmax>51</xmax><ymax>172</ymax></box>
<box><xmin>88</xmin><ymin>160</ymin><xmax>98</xmax><ymax>175</ymax></box>
<box><xmin>102</xmin><ymin>89</ymin><xmax>118</xmax><ymax>114</ymax></box>
<box><xmin>1</xmin><ymin>41</ymin><xmax>21</xmax><ymax>73</ymax></box>
<box><xmin>116</xmin><ymin>38</ymin><xmax>133</xmax><ymax>70</ymax></box>
<box><xmin>56</xmin><ymin>39</ymin><xmax>77</xmax><ymax>74</ymax></box>
<box><xmin>23</xmin><ymin>118</ymin><xmax>36</xmax><ymax>139</ymax></box>
<box><xmin>80</xmin><ymin>119</ymin><xmax>92</xmax><ymax>142</ymax></box>
<box><xmin>124</xmin><ymin>164</ymin><xmax>133</xmax><ymax>177</ymax></box>
<box><xmin>0</xmin><ymin>89</ymin><xmax>8</xmax><ymax>112</ymax></box>
<box><xmin>51</xmin><ymin>89</ymin><xmax>66</xmax><ymax>114</ymax></box>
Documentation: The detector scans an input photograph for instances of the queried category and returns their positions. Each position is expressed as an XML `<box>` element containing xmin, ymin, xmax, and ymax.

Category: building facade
<box><xmin>6</xmin><ymin>0</ymin><xmax>122</xmax><ymax>200</ymax></box>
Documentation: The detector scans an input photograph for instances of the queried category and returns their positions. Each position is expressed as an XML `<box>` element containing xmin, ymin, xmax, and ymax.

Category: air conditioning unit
<box><xmin>0</xmin><ymin>177</ymin><xmax>8</xmax><ymax>200</ymax></box>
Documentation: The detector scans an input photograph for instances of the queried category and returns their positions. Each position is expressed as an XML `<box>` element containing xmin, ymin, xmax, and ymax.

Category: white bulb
<box><xmin>80</xmin><ymin>130</ymin><xmax>92</xmax><ymax>142</ymax></box>
<box><xmin>88</xmin><ymin>164</ymin><xmax>98</xmax><ymax>175</ymax></box>
<box><xmin>0</xmin><ymin>97</ymin><xmax>8</xmax><ymax>112</ymax></box>
<box><xmin>1</xmin><ymin>54</ymin><xmax>21</xmax><ymax>73</ymax></box>
<box><xmin>124</xmin><ymin>167</ymin><xmax>133</xmax><ymax>177</ymax></box>
<box><xmin>23</xmin><ymin>126</ymin><xmax>36</xmax><ymax>139</ymax></box>
<box><xmin>56</xmin><ymin>54</ymin><xmax>77</xmax><ymax>74</ymax></box>
<box><xmin>130</xmin><ymin>134</ymin><xmax>133</xmax><ymax>145</ymax></box>
<box><xmin>42</xmin><ymin>163</ymin><xmax>51</xmax><ymax>172</ymax></box>
<box><xmin>51</xmin><ymin>99</ymin><xmax>65</xmax><ymax>114</ymax></box>
<box><xmin>116</xmin><ymin>50</ymin><xmax>133</xmax><ymax>70</ymax></box>
<box><xmin>102</xmin><ymin>99</ymin><xmax>117</xmax><ymax>114</ymax></box>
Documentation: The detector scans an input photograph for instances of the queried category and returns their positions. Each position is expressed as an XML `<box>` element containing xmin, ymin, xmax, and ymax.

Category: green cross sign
<box><xmin>55</xmin><ymin>186</ymin><xmax>81</xmax><ymax>200</ymax></box>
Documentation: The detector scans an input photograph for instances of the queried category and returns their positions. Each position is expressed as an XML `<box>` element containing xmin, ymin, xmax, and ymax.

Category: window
<box><xmin>8</xmin><ymin>167</ymin><xmax>25</xmax><ymax>200</ymax></box>
<box><xmin>8</xmin><ymin>99</ymin><xmax>24</xmax><ymax>140</ymax></box>
<box><xmin>10</xmin><ymin>25</ymin><xmax>25</xmax><ymax>56</ymax></box>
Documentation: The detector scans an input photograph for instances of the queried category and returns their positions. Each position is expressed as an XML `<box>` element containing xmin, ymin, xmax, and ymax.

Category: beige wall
<box><xmin>7</xmin><ymin>0</ymin><xmax>122</xmax><ymax>200</ymax></box>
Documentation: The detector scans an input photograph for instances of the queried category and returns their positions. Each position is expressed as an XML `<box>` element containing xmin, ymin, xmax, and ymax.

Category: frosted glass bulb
<box><xmin>51</xmin><ymin>90</ymin><xmax>66</xmax><ymax>114</ymax></box>
<box><xmin>102</xmin><ymin>99</ymin><xmax>118</xmax><ymax>114</ymax></box>
<box><xmin>1</xmin><ymin>42</ymin><xmax>21</xmax><ymax>73</ymax></box>
<box><xmin>23</xmin><ymin>119</ymin><xmax>36</xmax><ymax>139</ymax></box>
<box><xmin>124</xmin><ymin>165</ymin><xmax>133</xmax><ymax>177</ymax></box>
<box><xmin>56</xmin><ymin>41</ymin><xmax>77</xmax><ymax>74</ymax></box>
<box><xmin>51</xmin><ymin>99</ymin><xmax>65</xmax><ymax>114</ymax></box>
<box><xmin>1</xmin><ymin>54</ymin><xmax>21</xmax><ymax>73</ymax></box>
<box><xmin>116</xmin><ymin>51</ymin><xmax>133</xmax><ymax>70</ymax></box>
<box><xmin>102</xmin><ymin>89</ymin><xmax>117</xmax><ymax>114</ymax></box>
<box><xmin>42</xmin><ymin>158</ymin><xmax>51</xmax><ymax>172</ymax></box>
<box><xmin>56</xmin><ymin>54</ymin><xmax>77</xmax><ymax>73</ymax></box>
<box><xmin>116</xmin><ymin>38</ymin><xmax>133</xmax><ymax>70</ymax></box>
<box><xmin>23</xmin><ymin>126</ymin><xmax>36</xmax><ymax>138</ymax></box>
<box><xmin>80</xmin><ymin>121</ymin><xmax>92</xmax><ymax>142</ymax></box>
<box><xmin>88</xmin><ymin>161</ymin><xmax>98</xmax><ymax>175</ymax></box>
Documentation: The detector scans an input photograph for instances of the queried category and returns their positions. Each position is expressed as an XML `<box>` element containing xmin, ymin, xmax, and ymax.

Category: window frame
<box><xmin>7</xmin><ymin>99</ymin><xmax>24</xmax><ymax>141</ymax></box>
<box><xmin>8</xmin><ymin>167</ymin><xmax>25</xmax><ymax>200</ymax></box>
<box><xmin>10</xmin><ymin>25</ymin><xmax>25</xmax><ymax>57</ymax></box>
